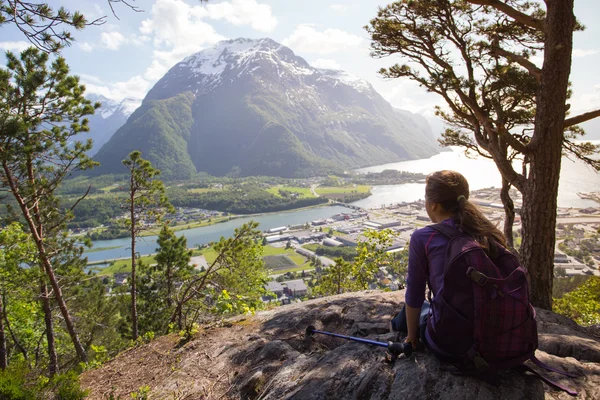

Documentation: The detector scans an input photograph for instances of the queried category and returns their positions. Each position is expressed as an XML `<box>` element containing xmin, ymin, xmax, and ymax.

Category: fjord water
<box><xmin>88</xmin><ymin>145</ymin><xmax>599</xmax><ymax>263</ymax></box>
<box><xmin>353</xmin><ymin>145</ymin><xmax>600</xmax><ymax>210</ymax></box>
<box><xmin>86</xmin><ymin>205</ymin><xmax>349</xmax><ymax>262</ymax></box>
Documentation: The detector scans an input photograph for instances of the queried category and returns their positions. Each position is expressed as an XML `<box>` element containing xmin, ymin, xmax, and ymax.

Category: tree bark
<box><xmin>40</xmin><ymin>282</ymin><xmax>58</xmax><ymax>375</ymax></box>
<box><xmin>1</xmin><ymin>161</ymin><xmax>88</xmax><ymax>363</ymax></box>
<box><xmin>130</xmin><ymin>186</ymin><xmax>139</xmax><ymax>340</ymax></box>
<box><xmin>520</xmin><ymin>0</ymin><xmax>575</xmax><ymax>309</ymax></box>
<box><xmin>0</xmin><ymin>293</ymin><xmax>7</xmax><ymax>370</ymax></box>
<box><xmin>500</xmin><ymin>178</ymin><xmax>515</xmax><ymax>250</ymax></box>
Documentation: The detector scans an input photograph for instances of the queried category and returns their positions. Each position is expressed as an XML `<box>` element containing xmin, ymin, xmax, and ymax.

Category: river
<box><xmin>88</xmin><ymin>145</ymin><xmax>599</xmax><ymax>263</ymax></box>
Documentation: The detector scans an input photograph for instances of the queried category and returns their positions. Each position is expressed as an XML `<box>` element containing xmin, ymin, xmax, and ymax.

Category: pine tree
<box><xmin>122</xmin><ymin>151</ymin><xmax>172</xmax><ymax>340</ymax></box>
<box><xmin>0</xmin><ymin>47</ymin><xmax>98</xmax><ymax>364</ymax></box>
<box><xmin>138</xmin><ymin>225</ymin><xmax>193</xmax><ymax>335</ymax></box>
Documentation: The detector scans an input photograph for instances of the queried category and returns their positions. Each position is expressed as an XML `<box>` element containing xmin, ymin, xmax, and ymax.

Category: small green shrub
<box><xmin>0</xmin><ymin>363</ymin><xmax>35</xmax><ymax>400</ymax></box>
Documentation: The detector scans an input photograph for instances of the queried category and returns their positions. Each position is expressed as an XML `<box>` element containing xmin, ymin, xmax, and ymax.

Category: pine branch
<box><xmin>564</xmin><ymin>109</ymin><xmax>600</xmax><ymax>128</ymax></box>
<box><xmin>465</xmin><ymin>0</ymin><xmax>545</xmax><ymax>31</ymax></box>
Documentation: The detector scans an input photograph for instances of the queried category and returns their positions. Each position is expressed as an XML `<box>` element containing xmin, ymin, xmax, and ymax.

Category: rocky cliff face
<box><xmin>91</xmin><ymin>38</ymin><xmax>440</xmax><ymax>179</ymax></box>
<box><xmin>80</xmin><ymin>291</ymin><xmax>599</xmax><ymax>399</ymax></box>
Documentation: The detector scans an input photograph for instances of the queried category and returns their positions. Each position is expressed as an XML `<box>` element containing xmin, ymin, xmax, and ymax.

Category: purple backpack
<box><xmin>426</xmin><ymin>223</ymin><xmax>578</xmax><ymax>395</ymax></box>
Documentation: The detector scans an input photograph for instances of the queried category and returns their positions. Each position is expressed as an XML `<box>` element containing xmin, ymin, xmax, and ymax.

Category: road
<box><xmin>556</xmin><ymin>216</ymin><xmax>600</xmax><ymax>225</ymax></box>
<box><xmin>310</xmin><ymin>184</ymin><xmax>320</xmax><ymax>198</ymax></box>
<box><xmin>294</xmin><ymin>245</ymin><xmax>335</xmax><ymax>266</ymax></box>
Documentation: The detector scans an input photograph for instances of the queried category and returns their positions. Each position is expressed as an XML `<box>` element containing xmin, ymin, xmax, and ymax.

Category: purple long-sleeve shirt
<box><xmin>405</xmin><ymin>218</ymin><xmax>456</xmax><ymax>308</ymax></box>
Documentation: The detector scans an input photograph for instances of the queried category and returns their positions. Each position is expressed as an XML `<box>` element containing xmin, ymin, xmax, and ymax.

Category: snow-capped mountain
<box><xmin>92</xmin><ymin>38</ymin><xmax>439</xmax><ymax>179</ymax></box>
<box><xmin>78</xmin><ymin>95</ymin><xmax>141</xmax><ymax>156</ymax></box>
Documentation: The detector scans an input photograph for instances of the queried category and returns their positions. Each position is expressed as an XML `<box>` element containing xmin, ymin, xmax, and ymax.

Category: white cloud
<box><xmin>282</xmin><ymin>25</ymin><xmax>363</xmax><ymax>54</ymax></box>
<box><xmin>312</xmin><ymin>58</ymin><xmax>341</xmax><ymax>70</ymax></box>
<box><xmin>329</xmin><ymin>4</ymin><xmax>348</xmax><ymax>12</ymax></box>
<box><xmin>81</xmin><ymin>74</ymin><xmax>150</xmax><ymax>102</ymax></box>
<box><xmin>573</xmin><ymin>49</ymin><xmax>598</xmax><ymax>57</ymax></box>
<box><xmin>139</xmin><ymin>0</ymin><xmax>226</xmax><ymax>81</ymax></box>
<box><xmin>377</xmin><ymin>79</ymin><xmax>444</xmax><ymax>114</ymax></box>
<box><xmin>78</xmin><ymin>42</ymin><xmax>93</xmax><ymax>52</ymax></box>
<box><xmin>204</xmin><ymin>0</ymin><xmax>278</xmax><ymax>32</ymax></box>
<box><xmin>0</xmin><ymin>41</ymin><xmax>30</xmax><ymax>52</ymax></box>
<box><xmin>570</xmin><ymin>83</ymin><xmax>600</xmax><ymax>114</ymax></box>
<box><xmin>78</xmin><ymin>73</ymin><xmax>104</xmax><ymax>85</ymax></box>
<box><xmin>100</xmin><ymin>31</ymin><xmax>126</xmax><ymax>50</ymax></box>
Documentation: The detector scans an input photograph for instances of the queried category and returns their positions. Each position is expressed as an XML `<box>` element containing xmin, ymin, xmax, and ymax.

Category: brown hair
<box><xmin>425</xmin><ymin>170</ymin><xmax>508</xmax><ymax>252</ymax></box>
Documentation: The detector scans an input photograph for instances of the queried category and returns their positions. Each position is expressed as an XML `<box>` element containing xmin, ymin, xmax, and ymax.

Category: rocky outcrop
<box><xmin>80</xmin><ymin>291</ymin><xmax>600</xmax><ymax>399</ymax></box>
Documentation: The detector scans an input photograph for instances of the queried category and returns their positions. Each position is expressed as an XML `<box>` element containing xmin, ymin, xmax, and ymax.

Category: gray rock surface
<box><xmin>81</xmin><ymin>291</ymin><xmax>600</xmax><ymax>399</ymax></box>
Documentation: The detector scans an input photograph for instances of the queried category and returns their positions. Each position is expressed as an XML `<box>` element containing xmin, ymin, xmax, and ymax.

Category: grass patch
<box><xmin>266</xmin><ymin>186</ymin><xmax>315</xmax><ymax>198</ymax></box>
<box><xmin>84</xmin><ymin>245</ymin><xmax>121</xmax><ymax>253</ymax></box>
<box><xmin>98</xmin><ymin>255</ymin><xmax>156</xmax><ymax>276</ymax></box>
<box><xmin>302</xmin><ymin>244</ymin><xmax>320</xmax><ymax>252</ymax></box>
<box><xmin>140</xmin><ymin>217</ymin><xmax>231</xmax><ymax>237</ymax></box>
<box><xmin>315</xmin><ymin>185</ymin><xmax>371</xmax><ymax>195</ymax></box>
<box><xmin>200</xmin><ymin>244</ymin><xmax>308</xmax><ymax>268</ymax></box>
<box><xmin>264</xmin><ymin>255</ymin><xmax>296</xmax><ymax>270</ymax></box>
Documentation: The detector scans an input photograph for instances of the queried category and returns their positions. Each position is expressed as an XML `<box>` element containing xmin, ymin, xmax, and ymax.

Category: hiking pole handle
<box><xmin>387</xmin><ymin>341</ymin><xmax>413</xmax><ymax>362</ymax></box>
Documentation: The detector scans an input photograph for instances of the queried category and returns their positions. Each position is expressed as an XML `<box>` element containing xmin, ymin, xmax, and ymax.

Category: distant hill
<box><xmin>77</xmin><ymin>94</ymin><xmax>140</xmax><ymax>156</ymax></box>
<box><xmin>91</xmin><ymin>38</ymin><xmax>441</xmax><ymax>180</ymax></box>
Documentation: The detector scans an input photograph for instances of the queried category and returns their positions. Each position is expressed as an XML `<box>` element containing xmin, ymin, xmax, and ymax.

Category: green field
<box><xmin>84</xmin><ymin>245</ymin><xmax>121</xmax><ymax>254</ymax></box>
<box><xmin>93</xmin><ymin>244</ymin><xmax>309</xmax><ymax>276</ymax></box>
<box><xmin>263</xmin><ymin>255</ymin><xmax>296</xmax><ymax>270</ymax></box>
<box><xmin>266</xmin><ymin>186</ymin><xmax>315</xmax><ymax>198</ymax></box>
<box><xmin>302</xmin><ymin>244</ymin><xmax>320</xmax><ymax>252</ymax></box>
<box><xmin>200</xmin><ymin>244</ymin><xmax>308</xmax><ymax>268</ymax></box>
<box><xmin>315</xmin><ymin>185</ymin><xmax>371</xmax><ymax>195</ymax></box>
<box><xmin>98</xmin><ymin>255</ymin><xmax>156</xmax><ymax>275</ymax></box>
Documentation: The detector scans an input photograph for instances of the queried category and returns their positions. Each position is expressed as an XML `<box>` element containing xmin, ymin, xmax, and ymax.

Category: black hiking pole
<box><xmin>305</xmin><ymin>325</ymin><xmax>412</xmax><ymax>363</ymax></box>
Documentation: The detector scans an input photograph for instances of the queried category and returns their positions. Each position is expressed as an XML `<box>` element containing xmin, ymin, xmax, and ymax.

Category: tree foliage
<box><xmin>553</xmin><ymin>276</ymin><xmax>600</xmax><ymax>326</ymax></box>
<box><xmin>170</xmin><ymin>222</ymin><xmax>268</xmax><ymax>333</ymax></box>
<box><xmin>0</xmin><ymin>1</ymin><xmax>148</xmax><ymax>52</ymax></box>
<box><xmin>353</xmin><ymin>229</ymin><xmax>405</xmax><ymax>290</ymax></box>
<box><xmin>138</xmin><ymin>225</ymin><xmax>193</xmax><ymax>335</ymax></box>
<box><xmin>314</xmin><ymin>258</ymin><xmax>353</xmax><ymax>296</ymax></box>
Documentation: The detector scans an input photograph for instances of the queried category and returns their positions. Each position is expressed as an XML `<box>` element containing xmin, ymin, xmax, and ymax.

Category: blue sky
<box><xmin>1</xmin><ymin>0</ymin><xmax>599</xmax><ymax>134</ymax></box>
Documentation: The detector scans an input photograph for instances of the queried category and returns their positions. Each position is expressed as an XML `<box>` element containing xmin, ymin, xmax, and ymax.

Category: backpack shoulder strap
<box><xmin>429</xmin><ymin>222</ymin><xmax>462</xmax><ymax>239</ymax></box>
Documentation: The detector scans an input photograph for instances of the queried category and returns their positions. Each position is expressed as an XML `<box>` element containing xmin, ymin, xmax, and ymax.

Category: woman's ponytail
<box><xmin>426</xmin><ymin>171</ymin><xmax>508</xmax><ymax>252</ymax></box>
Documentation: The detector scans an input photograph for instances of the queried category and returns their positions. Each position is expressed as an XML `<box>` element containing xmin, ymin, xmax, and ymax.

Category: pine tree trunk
<box><xmin>500</xmin><ymin>178</ymin><xmax>515</xmax><ymax>250</ymax></box>
<box><xmin>520</xmin><ymin>0</ymin><xmax>575</xmax><ymax>309</ymax></box>
<box><xmin>1</xmin><ymin>162</ymin><xmax>88</xmax><ymax>363</ymax></box>
<box><xmin>40</xmin><ymin>282</ymin><xmax>58</xmax><ymax>375</ymax></box>
<box><xmin>0</xmin><ymin>293</ymin><xmax>7</xmax><ymax>370</ymax></box>
<box><xmin>130</xmin><ymin>189</ymin><xmax>139</xmax><ymax>340</ymax></box>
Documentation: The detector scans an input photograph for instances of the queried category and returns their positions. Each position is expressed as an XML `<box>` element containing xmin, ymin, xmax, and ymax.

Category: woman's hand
<box><xmin>405</xmin><ymin>335</ymin><xmax>421</xmax><ymax>350</ymax></box>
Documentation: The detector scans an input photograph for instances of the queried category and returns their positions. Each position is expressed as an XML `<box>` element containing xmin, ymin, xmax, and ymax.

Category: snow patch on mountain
<box><xmin>317</xmin><ymin>69</ymin><xmax>372</xmax><ymax>92</ymax></box>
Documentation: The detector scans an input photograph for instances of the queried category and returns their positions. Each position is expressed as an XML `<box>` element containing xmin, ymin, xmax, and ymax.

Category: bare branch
<box><xmin>492</xmin><ymin>44</ymin><xmax>541</xmax><ymax>82</ymax></box>
<box><xmin>465</xmin><ymin>0</ymin><xmax>545</xmax><ymax>31</ymax></box>
<box><xmin>564</xmin><ymin>109</ymin><xmax>600</xmax><ymax>128</ymax></box>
